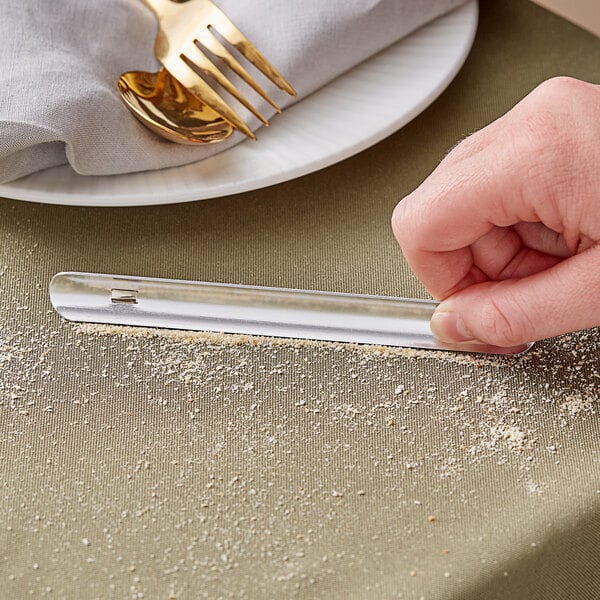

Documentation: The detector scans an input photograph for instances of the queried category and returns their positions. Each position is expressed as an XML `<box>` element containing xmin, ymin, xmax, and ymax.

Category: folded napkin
<box><xmin>0</xmin><ymin>0</ymin><xmax>467</xmax><ymax>184</ymax></box>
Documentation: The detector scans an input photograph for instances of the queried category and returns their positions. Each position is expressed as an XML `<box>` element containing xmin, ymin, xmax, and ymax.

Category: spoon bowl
<box><xmin>118</xmin><ymin>68</ymin><xmax>233</xmax><ymax>144</ymax></box>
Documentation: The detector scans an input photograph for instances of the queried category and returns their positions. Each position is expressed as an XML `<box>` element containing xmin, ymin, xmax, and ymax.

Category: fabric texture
<box><xmin>0</xmin><ymin>0</ymin><xmax>465</xmax><ymax>183</ymax></box>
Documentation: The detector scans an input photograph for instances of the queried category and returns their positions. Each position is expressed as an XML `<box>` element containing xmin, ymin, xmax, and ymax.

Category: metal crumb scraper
<box><xmin>49</xmin><ymin>272</ymin><xmax>532</xmax><ymax>356</ymax></box>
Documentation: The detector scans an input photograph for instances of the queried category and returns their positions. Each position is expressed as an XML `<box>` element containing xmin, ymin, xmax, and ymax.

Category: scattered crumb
<box><xmin>0</xmin><ymin>270</ymin><xmax>599</xmax><ymax>598</ymax></box>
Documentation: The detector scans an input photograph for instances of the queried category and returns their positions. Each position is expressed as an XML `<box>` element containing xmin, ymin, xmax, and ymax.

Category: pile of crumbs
<box><xmin>1</xmin><ymin>318</ymin><xmax>598</xmax><ymax>474</ymax></box>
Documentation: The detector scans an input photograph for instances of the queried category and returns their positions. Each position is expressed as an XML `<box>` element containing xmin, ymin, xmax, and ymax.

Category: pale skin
<box><xmin>392</xmin><ymin>76</ymin><xmax>600</xmax><ymax>348</ymax></box>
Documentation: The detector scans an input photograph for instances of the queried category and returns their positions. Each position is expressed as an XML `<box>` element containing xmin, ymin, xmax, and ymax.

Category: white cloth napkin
<box><xmin>0</xmin><ymin>0</ymin><xmax>467</xmax><ymax>184</ymax></box>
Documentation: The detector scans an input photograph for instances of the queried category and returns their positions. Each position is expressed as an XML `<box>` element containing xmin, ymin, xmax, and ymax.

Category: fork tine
<box><xmin>164</xmin><ymin>57</ymin><xmax>256</xmax><ymax>140</ymax></box>
<box><xmin>209</xmin><ymin>9</ymin><xmax>297</xmax><ymax>97</ymax></box>
<box><xmin>196</xmin><ymin>28</ymin><xmax>282</xmax><ymax>113</ymax></box>
<box><xmin>182</xmin><ymin>42</ymin><xmax>270</xmax><ymax>126</ymax></box>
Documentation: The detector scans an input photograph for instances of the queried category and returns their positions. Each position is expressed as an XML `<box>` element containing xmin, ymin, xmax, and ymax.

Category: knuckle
<box><xmin>537</xmin><ymin>75</ymin><xmax>575</xmax><ymax>94</ymax></box>
<box><xmin>507</xmin><ymin>78</ymin><xmax>600</xmax><ymax>211</ymax></box>
<box><xmin>529</xmin><ymin>76</ymin><xmax>591</xmax><ymax>105</ymax></box>
<box><xmin>521</xmin><ymin>77</ymin><xmax>600</xmax><ymax>141</ymax></box>
<box><xmin>506</xmin><ymin>84</ymin><xmax>592</xmax><ymax>204</ymax></box>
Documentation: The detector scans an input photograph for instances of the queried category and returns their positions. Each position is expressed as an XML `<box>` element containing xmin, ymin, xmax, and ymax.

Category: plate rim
<box><xmin>0</xmin><ymin>2</ymin><xmax>478</xmax><ymax>207</ymax></box>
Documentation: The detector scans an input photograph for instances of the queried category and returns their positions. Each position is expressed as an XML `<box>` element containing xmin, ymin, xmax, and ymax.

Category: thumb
<box><xmin>430</xmin><ymin>247</ymin><xmax>600</xmax><ymax>347</ymax></box>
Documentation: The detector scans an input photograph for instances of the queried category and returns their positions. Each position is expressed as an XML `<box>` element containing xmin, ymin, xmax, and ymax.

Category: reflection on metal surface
<box><xmin>50</xmin><ymin>272</ymin><xmax>533</xmax><ymax>356</ymax></box>
<box><xmin>128</xmin><ymin>0</ymin><xmax>296</xmax><ymax>140</ymax></box>
<box><xmin>111</xmin><ymin>289</ymin><xmax>139</xmax><ymax>305</ymax></box>
<box><xmin>118</xmin><ymin>68</ymin><xmax>233</xmax><ymax>144</ymax></box>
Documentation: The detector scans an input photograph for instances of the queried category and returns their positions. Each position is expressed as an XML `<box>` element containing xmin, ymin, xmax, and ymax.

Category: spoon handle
<box><xmin>141</xmin><ymin>0</ymin><xmax>171</xmax><ymax>16</ymax></box>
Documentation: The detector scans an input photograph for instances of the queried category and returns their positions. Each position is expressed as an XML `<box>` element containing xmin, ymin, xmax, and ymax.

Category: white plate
<box><xmin>0</xmin><ymin>2</ymin><xmax>478</xmax><ymax>207</ymax></box>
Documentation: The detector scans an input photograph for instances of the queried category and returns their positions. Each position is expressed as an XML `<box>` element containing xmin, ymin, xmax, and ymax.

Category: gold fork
<box><xmin>142</xmin><ymin>0</ymin><xmax>296</xmax><ymax>140</ymax></box>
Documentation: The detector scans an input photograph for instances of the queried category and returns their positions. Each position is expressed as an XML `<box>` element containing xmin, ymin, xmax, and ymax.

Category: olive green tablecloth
<box><xmin>2</xmin><ymin>2</ymin><xmax>600</xmax><ymax>598</ymax></box>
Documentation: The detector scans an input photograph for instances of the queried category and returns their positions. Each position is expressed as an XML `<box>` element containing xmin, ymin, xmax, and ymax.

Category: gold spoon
<box><xmin>117</xmin><ymin>68</ymin><xmax>233</xmax><ymax>144</ymax></box>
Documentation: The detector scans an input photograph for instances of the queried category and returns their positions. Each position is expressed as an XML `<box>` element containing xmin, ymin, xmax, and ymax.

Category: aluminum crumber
<box><xmin>49</xmin><ymin>272</ymin><xmax>532</xmax><ymax>355</ymax></box>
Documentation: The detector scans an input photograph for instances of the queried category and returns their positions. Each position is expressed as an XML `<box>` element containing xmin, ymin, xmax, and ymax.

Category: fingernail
<box><xmin>430</xmin><ymin>309</ymin><xmax>478</xmax><ymax>343</ymax></box>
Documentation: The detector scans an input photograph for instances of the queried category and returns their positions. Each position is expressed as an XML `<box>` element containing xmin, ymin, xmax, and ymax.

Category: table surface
<box><xmin>2</xmin><ymin>2</ymin><xmax>600</xmax><ymax>599</ymax></box>
<box><xmin>532</xmin><ymin>0</ymin><xmax>600</xmax><ymax>37</ymax></box>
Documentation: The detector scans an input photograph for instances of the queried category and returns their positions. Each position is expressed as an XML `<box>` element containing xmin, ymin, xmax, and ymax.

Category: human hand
<box><xmin>391</xmin><ymin>77</ymin><xmax>600</xmax><ymax>348</ymax></box>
